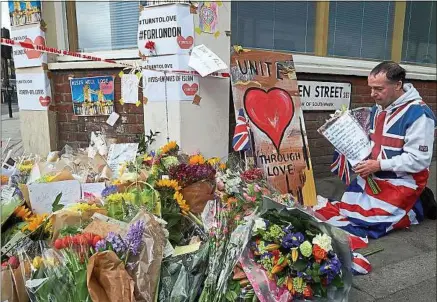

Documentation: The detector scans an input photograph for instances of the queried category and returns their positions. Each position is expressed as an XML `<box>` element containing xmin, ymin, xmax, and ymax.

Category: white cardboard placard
<box><xmin>16</xmin><ymin>72</ymin><xmax>52</xmax><ymax>111</ymax></box>
<box><xmin>10</xmin><ymin>25</ymin><xmax>47</xmax><ymax>68</ymax></box>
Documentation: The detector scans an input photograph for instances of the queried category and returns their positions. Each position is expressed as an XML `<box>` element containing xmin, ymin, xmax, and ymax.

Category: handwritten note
<box><xmin>1</xmin><ymin>186</ymin><xmax>15</xmax><ymax>202</ymax></box>
<box><xmin>188</xmin><ymin>44</ymin><xmax>228</xmax><ymax>77</ymax></box>
<box><xmin>28</xmin><ymin>180</ymin><xmax>81</xmax><ymax>214</ymax></box>
<box><xmin>319</xmin><ymin>112</ymin><xmax>371</xmax><ymax>166</ymax></box>
<box><xmin>107</xmin><ymin>143</ymin><xmax>139</xmax><ymax>178</ymax></box>
<box><xmin>121</xmin><ymin>74</ymin><xmax>140</xmax><ymax>104</ymax></box>
<box><xmin>81</xmin><ymin>182</ymin><xmax>106</xmax><ymax>199</ymax></box>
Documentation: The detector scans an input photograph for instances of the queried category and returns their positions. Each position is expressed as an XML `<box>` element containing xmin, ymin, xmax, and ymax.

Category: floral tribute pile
<box><xmin>1</xmin><ymin>137</ymin><xmax>352</xmax><ymax>302</ymax></box>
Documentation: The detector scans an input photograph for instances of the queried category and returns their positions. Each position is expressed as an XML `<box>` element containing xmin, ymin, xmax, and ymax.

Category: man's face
<box><xmin>367</xmin><ymin>72</ymin><xmax>402</xmax><ymax>108</ymax></box>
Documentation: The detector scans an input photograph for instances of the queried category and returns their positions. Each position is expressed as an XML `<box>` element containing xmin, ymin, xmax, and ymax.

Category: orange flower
<box><xmin>1</xmin><ymin>175</ymin><xmax>9</xmax><ymax>184</ymax></box>
<box><xmin>22</xmin><ymin>214</ymin><xmax>48</xmax><ymax>233</ymax></box>
<box><xmin>14</xmin><ymin>206</ymin><xmax>32</xmax><ymax>220</ymax></box>
<box><xmin>226</xmin><ymin>197</ymin><xmax>238</xmax><ymax>207</ymax></box>
<box><xmin>160</xmin><ymin>141</ymin><xmax>178</xmax><ymax>154</ymax></box>
<box><xmin>312</xmin><ymin>244</ymin><xmax>328</xmax><ymax>263</ymax></box>
<box><xmin>189</xmin><ymin>154</ymin><xmax>205</xmax><ymax>165</ymax></box>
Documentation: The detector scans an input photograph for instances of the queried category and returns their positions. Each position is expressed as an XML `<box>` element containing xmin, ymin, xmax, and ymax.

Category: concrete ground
<box><xmin>1</xmin><ymin>102</ymin><xmax>23</xmax><ymax>158</ymax></box>
<box><xmin>2</xmin><ymin>106</ymin><xmax>436</xmax><ymax>301</ymax></box>
<box><xmin>316</xmin><ymin>161</ymin><xmax>437</xmax><ymax>302</ymax></box>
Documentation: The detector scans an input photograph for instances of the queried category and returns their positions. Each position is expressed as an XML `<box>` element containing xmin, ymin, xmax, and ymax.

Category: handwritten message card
<box><xmin>28</xmin><ymin>180</ymin><xmax>81</xmax><ymax>214</ymax></box>
<box><xmin>188</xmin><ymin>44</ymin><xmax>227</xmax><ymax>77</ymax></box>
<box><xmin>107</xmin><ymin>143</ymin><xmax>139</xmax><ymax>178</ymax></box>
<box><xmin>318</xmin><ymin>112</ymin><xmax>371</xmax><ymax>166</ymax></box>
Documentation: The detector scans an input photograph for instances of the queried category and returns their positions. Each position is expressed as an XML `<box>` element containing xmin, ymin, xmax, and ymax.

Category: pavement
<box><xmin>1</xmin><ymin>102</ymin><xmax>23</xmax><ymax>159</ymax></box>
<box><xmin>316</xmin><ymin>162</ymin><xmax>437</xmax><ymax>302</ymax></box>
<box><xmin>1</xmin><ymin>105</ymin><xmax>436</xmax><ymax>301</ymax></box>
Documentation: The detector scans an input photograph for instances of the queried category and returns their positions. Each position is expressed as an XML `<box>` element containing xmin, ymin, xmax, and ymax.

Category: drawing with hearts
<box><xmin>244</xmin><ymin>87</ymin><xmax>295</xmax><ymax>152</ymax></box>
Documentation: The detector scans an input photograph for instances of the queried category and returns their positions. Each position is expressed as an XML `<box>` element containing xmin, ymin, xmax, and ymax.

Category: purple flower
<box><xmin>125</xmin><ymin>220</ymin><xmax>145</xmax><ymax>256</ymax></box>
<box><xmin>95</xmin><ymin>239</ymin><xmax>107</xmax><ymax>251</ymax></box>
<box><xmin>106</xmin><ymin>232</ymin><xmax>126</xmax><ymax>254</ymax></box>
<box><xmin>281</xmin><ymin>232</ymin><xmax>304</xmax><ymax>249</ymax></box>
<box><xmin>101</xmin><ymin>185</ymin><xmax>118</xmax><ymax>197</ymax></box>
<box><xmin>320</xmin><ymin>255</ymin><xmax>342</xmax><ymax>284</ymax></box>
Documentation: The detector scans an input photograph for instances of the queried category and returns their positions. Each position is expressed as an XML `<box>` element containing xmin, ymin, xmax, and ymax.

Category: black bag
<box><xmin>420</xmin><ymin>187</ymin><xmax>437</xmax><ymax>220</ymax></box>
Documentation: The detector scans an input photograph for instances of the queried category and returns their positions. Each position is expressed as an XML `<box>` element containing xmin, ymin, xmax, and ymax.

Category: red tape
<box><xmin>1</xmin><ymin>38</ymin><xmax>230</xmax><ymax>79</ymax></box>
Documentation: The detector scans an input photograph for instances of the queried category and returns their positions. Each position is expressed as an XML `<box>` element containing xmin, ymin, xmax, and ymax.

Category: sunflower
<box><xmin>207</xmin><ymin>157</ymin><xmax>221</xmax><ymax>166</ymax></box>
<box><xmin>160</xmin><ymin>141</ymin><xmax>178</xmax><ymax>154</ymax></box>
<box><xmin>22</xmin><ymin>214</ymin><xmax>48</xmax><ymax>233</ymax></box>
<box><xmin>173</xmin><ymin>191</ymin><xmax>190</xmax><ymax>214</ymax></box>
<box><xmin>155</xmin><ymin>179</ymin><xmax>181</xmax><ymax>191</ymax></box>
<box><xmin>14</xmin><ymin>205</ymin><xmax>32</xmax><ymax>220</ymax></box>
<box><xmin>189</xmin><ymin>154</ymin><xmax>206</xmax><ymax>165</ymax></box>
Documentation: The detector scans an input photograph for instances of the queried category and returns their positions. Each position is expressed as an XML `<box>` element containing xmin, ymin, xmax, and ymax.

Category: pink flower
<box><xmin>254</xmin><ymin>184</ymin><xmax>261</xmax><ymax>193</ymax></box>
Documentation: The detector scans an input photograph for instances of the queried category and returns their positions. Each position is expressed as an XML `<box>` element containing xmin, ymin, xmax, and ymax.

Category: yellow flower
<box><xmin>189</xmin><ymin>154</ymin><xmax>205</xmax><ymax>165</ymax></box>
<box><xmin>14</xmin><ymin>205</ymin><xmax>32</xmax><ymax>220</ymax></box>
<box><xmin>105</xmin><ymin>193</ymin><xmax>135</xmax><ymax>204</ymax></box>
<box><xmin>173</xmin><ymin>191</ymin><xmax>190</xmax><ymax>214</ymax></box>
<box><xmin>207</xmin><ymin>157</ymin><xmax>220</xmax><ymax>166</ymax></box>
<box><xmin>32</xmin><ymin>256</ymin><xmax>43</xmax><ymax>269</ymax></box>
<box><xmin>155</xmin><ymin>179</ymin><xmax>181</xmax><ymax>191</ymax></box>
<box><xmin>160</xmin><ymin>141</ymin><xmax>178</xmax><ymax>154</ymax></box>
<box><xmin>143</xmin><ymin>155</ymin><xmax>153</xmax><ymax>162</ymax></box>
<box><xmin>22</xmin><ymin>214</ymin><xmax>48</xmax><ymax>233</ymax></box>
<box><xmin>17</xmin><ymin>163</ymin><xmax>33</xmax><ymax>173</ymax></box>
<box><xmin>66</xmin><ymin>203</ymin><xmax>100</xmax><ymax>213</ymax></box>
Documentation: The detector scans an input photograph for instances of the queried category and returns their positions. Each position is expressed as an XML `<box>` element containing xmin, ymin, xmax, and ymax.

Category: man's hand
<box><xmin>354</xmin><ymin>160</ymin><xmax>381</xmax><ymax>178</ymax></box>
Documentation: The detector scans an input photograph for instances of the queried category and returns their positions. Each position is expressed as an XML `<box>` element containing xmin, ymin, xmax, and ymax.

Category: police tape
<box><xmin>1</xmin><ymin>38</ymin><xmax>230</xmax><ymax>79</ymax></box>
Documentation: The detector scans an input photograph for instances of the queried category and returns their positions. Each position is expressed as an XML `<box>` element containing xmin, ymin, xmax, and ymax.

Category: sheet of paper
<box><xmin>1</xmin><ymin>186</ymin><xmax>15</xmax><ymax>202</ymax></box>
<box><xmin>28</xmin><ymin>180</ymin><xmax>82</xmax><ymax>214</ymax></box>
<box><xmin>121</xmin><ymin>74</ymin><xmax>140</xmax><ymax>104</ymax></box>
<box><xmin>319</xmin><ymin>113</ymin><xmax>371</xmax><ymax>166</ymax></box>
<box><xmin>107</xmin><ymin>143</ymin><xmax>139</xmax><ymax>178</ymax></box>
<box><xmin>188</xmin><ymin>44</ymin><xmax>228</xmax><ymax>77</ymax></box>
<box><xmin>81</xmin><ymin>182</ymin><xmax>106</xmax><ymax>199</ymax></box>
<box><xmin>106</xmin><ymin>112</ymin><xmax>120</xmax><ymax>127</ymax></box>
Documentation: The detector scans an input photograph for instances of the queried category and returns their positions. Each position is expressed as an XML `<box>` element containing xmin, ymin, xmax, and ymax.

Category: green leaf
<box><xmin>277</xmin><ymin>256</ymin><xmax>285</xmax><ymax>266</ymax></box>
<box><xmin>277</xmin><ymin>276</ymin><xmax>286</xmax><ymax>286</ymax></box>
<box><xmin>331</xmin><ymin>275</ymin><xmax>344</xmax><ymax>288</ymax></box>
<box><xmin>293</xmin><ymin>259</ymin><xmax>307</xmax><ymax>271</ymax></box>
<box><xmin>51</xmin><ymin>193</ymin><xmax>64</xmax><ymax>212</ymax></box>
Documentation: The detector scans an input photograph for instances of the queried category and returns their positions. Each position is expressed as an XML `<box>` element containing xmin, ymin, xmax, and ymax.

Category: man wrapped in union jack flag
<box><xmin>314</xmin><ymin>62</ymin><xmax>436</xmax><ymax>270</ymax></box>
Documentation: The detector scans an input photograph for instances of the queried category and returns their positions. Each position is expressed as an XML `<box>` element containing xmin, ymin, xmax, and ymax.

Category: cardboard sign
<box><xmin>10</xmin><ymin>25</ymin><xmax>47</xmax><ymax>68</ymax></box>
<box><xmin>298</xmin><ymin>81</ymin><xmax>352</xmax><ymax>111</ymax></box>
<box><xmin>15</xmin><ymin>71</ymin><xmax>51</xmax><ymax>111</ymax></box>
<box><xmin>8</xmin><ymin>1</ymin><xmax>42</xmax><ymax>27</ymax></box>
<box><xmin>230</xmin><ymin>49</ymin><xmax>317</xmax><ymax>206</ymax></box>
<box><xmin>28</xmin><ymin>180</ymin><xmax>81</xmax><ymax>214</ymax></box>
<box><xmin>138</xmin><ymin>4</ymin><xmax>194</xmax><ymax>56</ymax></box>
<box><xmin>188</xmin><ymin>44</ymin><xmax>227</xmax><ymax>77</ymax></box>
<box><xmin>70</xmin><ymin>76</ymin><xmax>115</xmax><ymax>116</ymax></box>
<box><xmin>81</xmin><ymin>182</ymin><xmax>106</xmax><ymax>199</ymax></box>
<box><xmin>318</xmin><ymin>112</ymin><xmax>371</xmax><ymax>166</ymax></box>
<box><xmin>142</xmin><ymin>55</ymin><xmax>199</xmax><ymax>102</ymax></box>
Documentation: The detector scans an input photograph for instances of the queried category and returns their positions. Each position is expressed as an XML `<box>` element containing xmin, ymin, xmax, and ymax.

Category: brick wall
<box><xmin>51</xmin><ymin>69</ymin><xmax>144</xmax><ymax>150</ymax></box>
<box><xmin>51</xmin><ymin>69</ymin><xmax>436</xmax><ymax>178</ymax></box>
<box><xmin>299</xmin><ymin>73</ymin><xmax>437</xmax><ymax>178</ymax></box>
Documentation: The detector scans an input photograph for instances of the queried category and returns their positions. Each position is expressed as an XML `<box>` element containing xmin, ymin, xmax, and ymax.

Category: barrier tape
<box><xmin>1</xmin><ymin>38</ymin><xmax>230</xmax><ymax>79</ymax></box>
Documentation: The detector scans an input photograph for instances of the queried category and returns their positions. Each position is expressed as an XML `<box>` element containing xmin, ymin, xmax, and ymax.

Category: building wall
<box><xmin>51</xmin><ymin>69</ymin><xmax>144</xmax><ymax>149</ymax></box>
<box><xmin>51</xmin><ymin>69</ymin><xmax>436</xmax><ymax>178</ymax></box>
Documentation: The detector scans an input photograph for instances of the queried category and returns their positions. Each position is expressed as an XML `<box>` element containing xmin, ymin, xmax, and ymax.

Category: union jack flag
<box><xmin>233</xmin><ymin>109</ymin><xmax>250</xmax><ymax>151</ymax></box>
<box><xmin>331</xmin><ymin>150</ymin><xmax>351</xmax><ymax>185</ymax></box>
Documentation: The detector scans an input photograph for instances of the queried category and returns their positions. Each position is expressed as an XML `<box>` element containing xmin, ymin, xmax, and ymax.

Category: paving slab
<box><xmin>376</xmin><ymin>278</ymin><xmax>436</xmax><ymax>302</ymax></box>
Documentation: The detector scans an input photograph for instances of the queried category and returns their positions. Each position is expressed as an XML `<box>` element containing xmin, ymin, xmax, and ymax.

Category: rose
<box><xmin>312</xmin><ymin>244</ymin><xmax>328</xmax><ymax>263</ymax></box>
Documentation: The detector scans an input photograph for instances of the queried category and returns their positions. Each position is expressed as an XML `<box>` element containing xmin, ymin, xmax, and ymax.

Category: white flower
<box><xmin>252</xmin><ymin>218</ymin><xmax>267</xmax><ymax>233</ymax></box>
<box><xmin>312</xmin><ymin>233</ymin><xmax>333</xmax><ymax>252</ymax></box>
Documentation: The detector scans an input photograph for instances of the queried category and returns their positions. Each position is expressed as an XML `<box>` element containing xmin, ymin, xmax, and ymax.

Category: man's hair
<box><xmin>370</xmin><ymin>61</ymin><xmax>406</xmax><ymax>85</ymax></box>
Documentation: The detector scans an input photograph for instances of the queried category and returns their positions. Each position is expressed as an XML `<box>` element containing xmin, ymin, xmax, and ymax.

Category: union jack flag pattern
<box><xmin>233</xmin><ymin>109</ymin><xmax>251</xmax><ymax>151</ymax></box>
<box><xmin>331</xmin><ymin>150</ymin><xmax>351</xmax><ymax>185</ymax></box>
<box><xmin>314</xmin><ymin>84</ymin><xmax>436</xmax><ymax>275</ymax></box>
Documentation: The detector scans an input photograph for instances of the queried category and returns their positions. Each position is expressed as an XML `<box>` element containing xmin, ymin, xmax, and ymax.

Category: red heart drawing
<box><xmin>39</xmin><ymin>96</ymin><xmax>51</xmax><ymax>107</ymax></box>
<box><xmin>23</xmin><ymin>36</ymin><xmax>45</xmax><ymax>59</ymax></box>
<box><xmin>243</xmin><ymin>87</ymin><xmax>295</xmax><ymax>151</ymax></box>
<box><xmin>177</xmin><ymin>36</ymin><xmax>194</xmax><ymax>49</ymax></box>
<box><xmin>182</xmin><ymin>83</ymin><xmax>198</xmax><ymax>96</ymax></box>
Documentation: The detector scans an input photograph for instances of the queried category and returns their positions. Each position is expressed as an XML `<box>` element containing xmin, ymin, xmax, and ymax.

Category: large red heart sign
<box><xmin>177</xmin><ymin>36</ymin><xmax>194</xmax><ymax>49</ymax></box>
<box><xmin>24</xmin><ymin>36</ymin><xmax>45</xmax><ymax>59</ymax></box>
<box><xmin>182</xmin><ymin>83</ymin><xmax>198</xmax><ymax>96</ymax></box>
<box><xmin>39</xmin><ymin>96</ymin><xmax>51</xmax><ymax>107</ymax></box>
<box><xmin>244</xmin><ymin>87</ymin><xmax>295</xmax><ymax>151</ymax></box>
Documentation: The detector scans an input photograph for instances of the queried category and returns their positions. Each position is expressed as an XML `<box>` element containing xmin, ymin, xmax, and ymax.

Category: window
<box><xmin>328</xmin><ymin>1</ymin><xmax>395</xmax><ymax>60</ymax></box>
<box><xmin>75</xmin><ymin>1</ymin><xmax>146</xmax><ymax>52</ymax></box>
<box><xmin>402</xmin><ymin>1</ymin><xmax>436</xmax><ymax>65</ymax></box>
<box><xmin>231</xmin><ymin>1</ymin><xmax>316</xmax><ymax>54</ymax></box>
